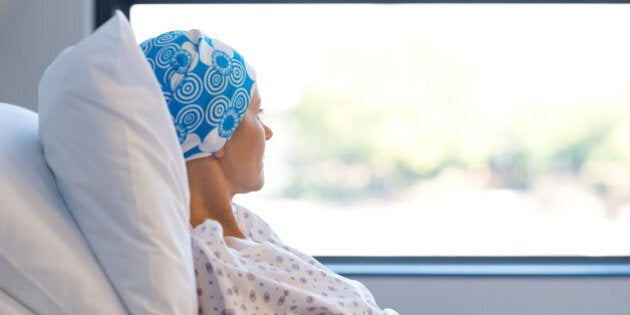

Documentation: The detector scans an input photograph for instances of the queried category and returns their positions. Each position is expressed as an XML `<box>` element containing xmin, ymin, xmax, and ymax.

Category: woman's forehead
<box><xmin>249</xmin><ymin>86</ymin><xmax>261</xmax><ymax>108</ymax></box>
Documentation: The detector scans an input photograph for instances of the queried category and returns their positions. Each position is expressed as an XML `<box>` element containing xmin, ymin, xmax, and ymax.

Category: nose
<box><xmin>263</xmin><ymin>123</ymin><xmax>273</xmax><ymax>140</ymax></box>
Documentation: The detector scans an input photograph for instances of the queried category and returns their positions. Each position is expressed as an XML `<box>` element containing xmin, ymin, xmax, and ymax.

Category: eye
<box><xmin>256</xmin><ymin>108</ymin><xmax>265</xmax><ymax>120</ymax></box>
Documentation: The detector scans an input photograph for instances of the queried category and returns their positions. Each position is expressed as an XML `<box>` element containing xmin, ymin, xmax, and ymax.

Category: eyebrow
<box><xmin>252</xmin><ymin>96</ymin><xmax>262</xmax><ymax>108</ymax></box>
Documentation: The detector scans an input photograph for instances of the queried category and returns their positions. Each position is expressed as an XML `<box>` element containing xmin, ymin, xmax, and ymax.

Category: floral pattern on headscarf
<box><xmin>141</xmin><ymin>29</ymin><xmax>256</xmax><ymax>161</ymax></box>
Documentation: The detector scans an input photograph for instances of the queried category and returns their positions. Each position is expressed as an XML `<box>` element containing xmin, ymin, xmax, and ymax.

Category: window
<box><xmin>130</xmin><ymin>3</ymin><xmax>630</xmax><ymax>257</ymax></box>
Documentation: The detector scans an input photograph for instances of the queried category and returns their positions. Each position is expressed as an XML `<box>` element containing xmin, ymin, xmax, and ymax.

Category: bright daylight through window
<box><xmin>132</xmin><ymin>4</ymin><xmax>630</xmax><ymax>256</ymax></box>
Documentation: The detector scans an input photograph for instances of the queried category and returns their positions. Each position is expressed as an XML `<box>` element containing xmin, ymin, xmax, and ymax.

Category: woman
<box><xmin>141</xmin><ymin>29</ymin><xmax>398</xmax><ymax>315</ymax></box>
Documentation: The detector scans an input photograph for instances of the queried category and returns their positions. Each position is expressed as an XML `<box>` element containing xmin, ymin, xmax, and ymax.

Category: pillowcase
<box><xmin>0</xmin><ymin>103</ymin><xmax>126</xmax><ymax>315</ymax></box>
<box><xmin>0</xmin><ymin>287</ymin><xmax>35</xmax><ymax>315</ymax></box>
<box><xmin>38</xmin><ymin>11</ymin><xmax>195</xmax><ymax>315</ymax></box>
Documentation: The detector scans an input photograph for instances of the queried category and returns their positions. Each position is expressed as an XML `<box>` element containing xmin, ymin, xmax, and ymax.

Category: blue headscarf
<box><xmin>141</xmin><ymin>29</ymin><xmax>256</xmax><ymax>161</ymax></box>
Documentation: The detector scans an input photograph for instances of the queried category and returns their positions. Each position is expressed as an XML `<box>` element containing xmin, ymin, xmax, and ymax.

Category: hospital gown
<box><xmin>191</xmin><ymin>203</ymin><xmax>399</xmax><ymax>315</ymax></box>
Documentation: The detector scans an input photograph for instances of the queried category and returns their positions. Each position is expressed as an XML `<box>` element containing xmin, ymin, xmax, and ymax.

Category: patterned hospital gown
<box><xmin>191</xmin><ymin>203</ymin><xmax>398</xmax><ymax>315</ymax></box>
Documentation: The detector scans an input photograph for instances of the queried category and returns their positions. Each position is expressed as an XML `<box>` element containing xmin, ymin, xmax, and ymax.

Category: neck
<box><xmin>186</xmin><ymin>157</ymin><xmax>246</xmax><ymax>239</ymax></box>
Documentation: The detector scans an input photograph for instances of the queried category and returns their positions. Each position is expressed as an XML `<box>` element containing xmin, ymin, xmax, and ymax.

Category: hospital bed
<box><xmin>0</xmin><ymin>12</ymin><xmax>196</xmax><ymax>314</ymax></box>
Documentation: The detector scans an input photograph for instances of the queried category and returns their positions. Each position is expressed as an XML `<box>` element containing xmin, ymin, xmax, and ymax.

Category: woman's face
<box><xmin>219</xmin><ymin>86</ymin><xmax>273</xmax><ymax>195</ymax></box>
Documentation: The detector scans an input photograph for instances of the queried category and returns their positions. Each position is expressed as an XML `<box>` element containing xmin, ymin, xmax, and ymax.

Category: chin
<box><xmin>252</xmin><ymin>178</ymin><xmax>265</xmax><ymax>192</ymax></box>
<box><xmin>243</xmin><ymin>176</ymin><xmax>265</xmax><ymax>194</ymax></box>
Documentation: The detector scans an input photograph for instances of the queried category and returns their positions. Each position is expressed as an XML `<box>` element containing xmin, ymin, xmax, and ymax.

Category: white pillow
<box><xmin>38</xmin><ymin>11</ymin><xmax>195</xmax><ymax>315</ymax></box>
<box><xmin>0</xmin><ymin>288</ymin><xmax>34</xmax><ymax>315</ymax></box>
<box><xmin>0</xmin><ymin>103</ymin><xmax>126</xmax><ymax>315</ymax></box>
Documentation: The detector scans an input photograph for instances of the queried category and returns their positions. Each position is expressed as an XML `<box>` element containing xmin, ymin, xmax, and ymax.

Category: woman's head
<box><xmin>140</xmin><ymin>29</ymin><xmax>257</xmax><ymax>161</ymax></box>
<box><xmin>142</xmin><ymin>30</ymin><xmax>273</xmax><ymax>195</ymax></box>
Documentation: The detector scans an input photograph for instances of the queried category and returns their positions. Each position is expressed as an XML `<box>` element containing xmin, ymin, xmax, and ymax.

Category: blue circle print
<box><xmin>141</xmin><ymin>29</ymin><xmax>256</xmax><ymax>160</ymax></box>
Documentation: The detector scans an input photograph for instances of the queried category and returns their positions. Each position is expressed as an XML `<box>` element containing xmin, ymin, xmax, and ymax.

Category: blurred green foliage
<box><xmin>282</xmin><ymin>45</ymin><xmax>630</xmax><ymax>203</ymax></box>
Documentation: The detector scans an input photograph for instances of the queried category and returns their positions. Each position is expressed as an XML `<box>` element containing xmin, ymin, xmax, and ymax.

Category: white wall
<box><xmin>357</xmin><ymin>275</ymin><xmax>630</xmax><ymax>314</ymax></box>
<box><xmin>0</xmin><ymin>0</ymin><xmax>93</xmax><ymax>111</ymax></box>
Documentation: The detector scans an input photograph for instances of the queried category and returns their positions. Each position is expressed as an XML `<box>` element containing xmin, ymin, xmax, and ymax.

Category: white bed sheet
<box><xmin>0</xmin><ymin>103</ymin><xmax>126</xmax><ymax>315</ymax></box>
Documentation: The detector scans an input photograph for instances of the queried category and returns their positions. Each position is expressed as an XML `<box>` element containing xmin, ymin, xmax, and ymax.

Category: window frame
<box><xmin>98</xmin><ymin>0</ymin><xmax>630</xmax><ymax>277</ymax></box>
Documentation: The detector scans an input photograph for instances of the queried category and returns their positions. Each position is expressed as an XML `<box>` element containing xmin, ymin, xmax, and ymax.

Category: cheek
<box><xmin>253</xmin><ymin>122</ymin><xmax>267</xmax><ymax>145</ymax></box>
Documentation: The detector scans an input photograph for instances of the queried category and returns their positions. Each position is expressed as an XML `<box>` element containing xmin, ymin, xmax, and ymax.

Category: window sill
<box><xmin>317</xmin><ymin>256</ymin><xmax>630</xmax><ymax>277</ymax></box>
